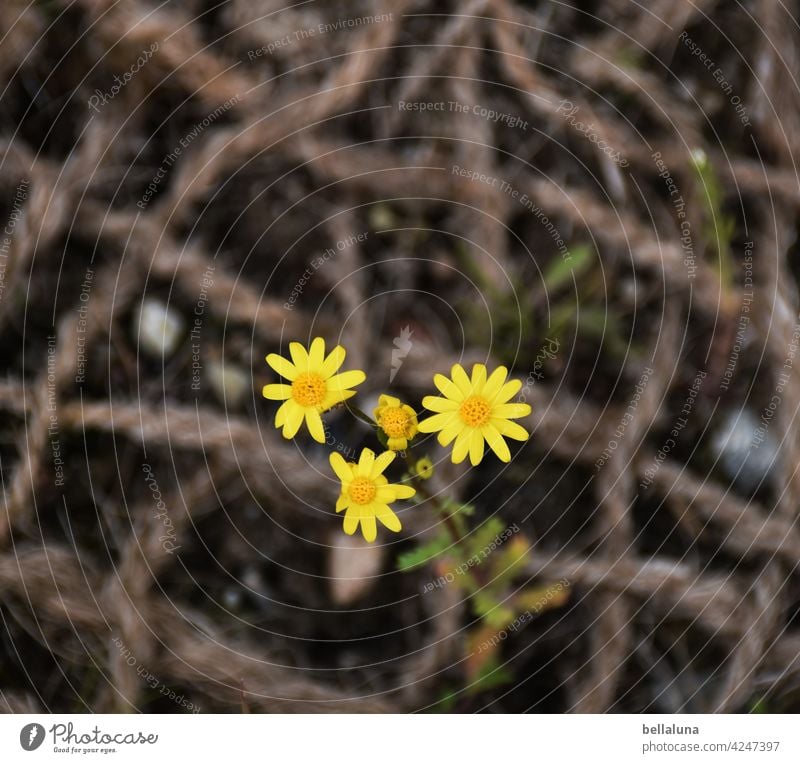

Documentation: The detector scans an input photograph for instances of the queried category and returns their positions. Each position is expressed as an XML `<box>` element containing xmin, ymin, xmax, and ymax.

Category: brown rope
<box><xmin>0</xmin><ymin>0</ymin><xmax>798</xmax><ymax>713</ymax></box>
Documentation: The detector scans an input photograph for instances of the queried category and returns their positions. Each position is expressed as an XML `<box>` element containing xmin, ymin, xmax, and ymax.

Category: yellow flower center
<box><xmin>459</xmin><ymin>395</ymin><xmax>491</xmax><ymax>427</ymax></box>
<box><xmin>348</xmin><ymin>476</ymin><xmax>377</xmax><ymax>505</ymax></box>
<box><xmin>380</xmin><ymin>407</ymin><xmax>411</xmax><ymax>438</ymax></box>
<box><xmin>291</xmin><ymin>372</ymin><xmax>327</xmax><ymax>407</ymax></box>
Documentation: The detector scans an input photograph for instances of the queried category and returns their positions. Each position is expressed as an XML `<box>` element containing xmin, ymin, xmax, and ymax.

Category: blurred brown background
<box><xmin>1</xmin><ymin>0</ymin><xmax>800</xmax><ymax>713</ymax></box>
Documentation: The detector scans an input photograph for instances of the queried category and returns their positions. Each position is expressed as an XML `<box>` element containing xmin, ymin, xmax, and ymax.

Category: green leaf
<box><xmin>375</xmin><ymin>427</ymin><xmax>389</xmax><ymax>449</ymax></box>
<box><xmin>439</xmin><ymin>497</ymin><xmax>475</xmax><ymax>520</ymax></box>
<box><xmin>396</xmin><ymin>534</ymin><xmax>451</xmax><ymax>571</ymax></box>
<box><xmin>515</xmin><ymin>582</ymin><xmax>571</xmax><ymax>615</ymax></box>
<box><xmin>468</xmin><ymin>659</ymin><xmax>514</xmax><ymax>696</ymax></box>
<box><xmin>464</xmin><ymin>518</ymin><xmax>507</xmax><ymax>562</ymax></box>
<box><xmin>471</xmin><ymin>591</ymin><xmax>515</xmax><ymax>628</ymax></box>
<box><xmin>483</xmin><ymin>604</ymin><xmax>516</xmax><ymax>629</ymax></box>
<box><xmin>459</xmin><ymin>502</ymin><xmax>476</xmax><ymax>517</ymax></box>
<box><xmin>488</xmin><ymin>537</ymin><xmax>531</xmax><ymax>589</ymax></box>
<box><xmin>547</xmin><ymin>301</ymin><xmax>579</xmax><ymax>340</ymax></box>
<box><xmin>690</xmin><ymin>147</ymin><xmax>735</xmax><ymax>292</ymax></box>
<box><xmin>431</xmin><ymin>688</ymin><xmax>459</xmax><ymax>713</ymax></box>
<box><xmin>471</xmin><ymin>592</ymin><xmax>495</xmax><ymax>619</ymax></box>
<box><xmin>437</xmin><ymin>498</ymin><xmax>474</xmax><ymax>538</ymax></box>
<box><xmin>614</xmin><ymin>47</ymin><xmax>644</xmax><ymax>70</ymax></box>
<box><xmin>542</xmin><ymin>245</ymin><xmax>594</xmax><ymax>293</ymax></box>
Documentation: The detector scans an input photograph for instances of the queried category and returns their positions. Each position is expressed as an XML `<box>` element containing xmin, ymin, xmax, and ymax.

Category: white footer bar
<box><xmin>0</xmin><ymin>714</ymin><xmax>795</xmax><ymax>761</ymax></box>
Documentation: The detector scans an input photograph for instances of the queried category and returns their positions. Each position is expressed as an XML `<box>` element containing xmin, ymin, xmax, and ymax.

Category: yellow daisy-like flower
<box><xmin>262</xmin><ymin>337</ymin><xmax>366</xmax><ymax>443</ymax></box>
<box><xmin>413</xmin><ymin>455</ymin><xmax>434</xmax><ymax>480</ymax></box>
<box><xmin>374</xmin><ymin>394</ymin><xmax>418</xmax><ymax>451</ymax></box>
<box><xmin>417</xmin><ymin>363</ymin><xmax>531</xmax><ymax>465</ymax></box>
<box><xmin>330</xmin><ymin>448</ymin><xmax>416</xmax><ymax>542</ymax></box>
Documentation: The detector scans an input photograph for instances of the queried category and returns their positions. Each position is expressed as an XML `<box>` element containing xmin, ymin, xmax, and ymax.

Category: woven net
<box><xmin>1</xmin><ymin>0</ymin><xmax>800</xmax><ymax>713</ymax></box>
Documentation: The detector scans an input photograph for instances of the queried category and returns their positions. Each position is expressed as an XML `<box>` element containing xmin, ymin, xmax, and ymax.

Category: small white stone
<box><xmin>710</xmin><ymin>408</ymin><xmax>779</xmax><ymax>494</ymax></box>
<box><xmin>206</xmin><ymin>360</ymin><xmax>250</xmax><ymax>408</ymax></box>
<box><xmin>327</xmin><ymin>530</ymin><xmax>385</xmax><ymax>606</ymax></box>
<box><xmin>134</xmin><ymin>298</ymin><xmax>185</xmax><ymax>358</ymax></box>
<box><xmin>222</xmin><ymin>587</ymin><xmax>242</xmax><ymax>609</ymax></box>
<box><xmin>242</xmin><ymin>566</ymin><xmax>265</xmax><ymax>591</ymax></box>
<box><xmin>369</xmin><ymin>203</ymin><xmax>395</xmax><ymax>230</ymax></box>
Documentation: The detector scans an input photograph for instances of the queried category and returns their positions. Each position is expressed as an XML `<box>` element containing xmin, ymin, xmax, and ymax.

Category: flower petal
<box><xmin>374</xmin><ymin>504</ymin><xmax>401</xmax><ymax>532</ymax></box>
<box><xmin>305</xmin><ymin>408</ymin><xmax>325</xmax><ymax>443</ymax></box>
<box><xmin>493</xmin><ymin>418</ymin><xmax>529</xmax><ymax>441</ymax></box>
<box><xmin>484</xmin><ymin>423</ymin><xmax>511</xmax><ymax>461</ymax></box>
<box><xmin>335</xmin><ymin>493</ymin><xmax>349</xmax><ymax>512</ymax></box>
<box><xmin>289</xmin><ymin>342</ymin><xmax>309</xmax><ymax>372</ymax></box>
<box><xmin>266</xmin><ymin>353</ymin><xmax>298</xmax><ymax>381</ymax></box>
<box><xmin>377</xmin><ymin>393</ymin><xmax>400</xmax><ymax>409</ymax></box>
<box><xmin>389</xmin><ymin>484</ymin><xmax>415</xmax><ymax>500</ymax></box>
<box><xmin>451</xmin><ymin>364</ymin><xmax>473</xmax><ymax>396</ymax></box>
<box><xmin>438</xmin><ymin>421</ymin><xmax>462</xmax><ymax>446</ymax></box>
<box><xmin>451</xmin><ymin>429</ymin><xmax>471</xmax><ymax>464</ymax></box>
<box><xmin>421</xmin><ymin>395</ymin><xmax>459</xmax><ymax>413</ymax></box>
<box><xmin>322</xmin><ymin>388</ymin><xmax>357</xmax><ymax>411</ymax></box>
<box><xmin>496</xmin><ymin>378</ymin><xmax>523</xmax><ymax>403</ymax></box>
<box><xmin>469</xmin><ymin>429</ymin><xmax>485</xmax><ymax>466</ymax></box>
<box><xmin>327</xmin><ymin>369</ymin><xmax>366</xmax><ymax>393</ymax></box>
<box><xmin>321</xmin><ymin>345</ymin><xmax>346</xmax><ymax>377</ymax></box>
<box><xmin>282</xmin><ymin>404</ymin><xmax>304</xmax><ymax>438</ymax></box>
<box><xmin>262</xmin><ymin>383</ymin><xmax>292</xmax><ymax>400</ymax></box>
<box><xmin>357</xmin><ymin>448</ymin><xmax>376</xmax><ymax>477</ymax></box>
<box><xmin>433</xmin><ymin>373</ymin><xmax>465</xmax><ymax>402</ymax></box>
<box><xmin>308</xmin><ymin>337</ymin><xmax>326</xmax><ymax>370</ymax></box>
<box><xmin>371</xmin><ymin>450</ymin><xmax>395</xmax><ymax>479</ymax></box>
<box><xmin>492</xmin><ymin>403</ymin><xmax>531</xmax><ymax>420</ymax></box>
<box><xmin>471</xmin><ymin>363</ymin><xmax>487</xmax><ymax>392</ymax></box>
<box><xmin>330</xmin><ymin>451</ymin><xmax>353</xmax><ymax>482</ymax></box>
<box><xmin>275</xmin><ymin>399</ymin><xmax>293</xmax><ymax>428</ymax></box>
<box><xmin>402</xmin><ymin>404</ymin><xmax>419</xmax><ymax>421</ymax></box>
<box><xmin>343</xmin><ymin>508</ymin><xmax>359</xmax><ymax>536</ymax></box>
<box><xmin>360</xmin><ymin>512</ymin><xmax>377</xmax><ymax>542</ymax></box>
<box><xmin>418</xmin><ymin>411</ymin><xmax>457</xmax><ymax>433</ymax></box>
<box><xmin>483</xmin><ymin>366</ymin><xmax>509</xmax><ymax>401</ymax></box>
<box><xmin>375</xmin><ymin>487</ymin><xmax>396</xmax><ymax>503</ymax></box>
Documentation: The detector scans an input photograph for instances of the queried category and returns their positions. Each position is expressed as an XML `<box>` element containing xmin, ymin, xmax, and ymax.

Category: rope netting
<box><xmin>1</xmin><ymin>0</ymin><xmax>799</xmax><ymax>713</ymax></box>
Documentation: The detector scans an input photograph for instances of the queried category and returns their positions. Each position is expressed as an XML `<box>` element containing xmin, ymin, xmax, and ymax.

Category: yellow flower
<box><xmin>262</xmin><ymin>337</ymin><xmax>366</xmax><ymax>443</ymax></box>
<box><xmin>329</xmin><ymin>448</ymin><xmax>416</xmax><ymax>542</ymax></box>
<box><xmin>413</xmin><ymin>455</ymin><xmax>434</xmax><ymax>480</ymax></box>
<box><xmin>374</xmin><ymin>394</ymin><xmax>418</xmax><ymax>450</ymax></box>
<box><xmin>417</xmin><ymin>363</ymin><xmax>531</xmax><ymax>465</ymax></box>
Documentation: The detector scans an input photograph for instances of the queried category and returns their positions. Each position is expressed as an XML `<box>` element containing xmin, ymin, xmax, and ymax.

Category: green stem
<box><xmin>403</xmin><ymin>451</ymin><xmax>456</xmax><ymax>537</ymax></box>
<box><xmin>403</xmin><ymin>450</ymin><xmax>489</xmax><ymax>589</ymax></box>
<box><xmin>345</xmin><ymin>402</ymin><xmax>377</xmax><ymax>428</ymax></box>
